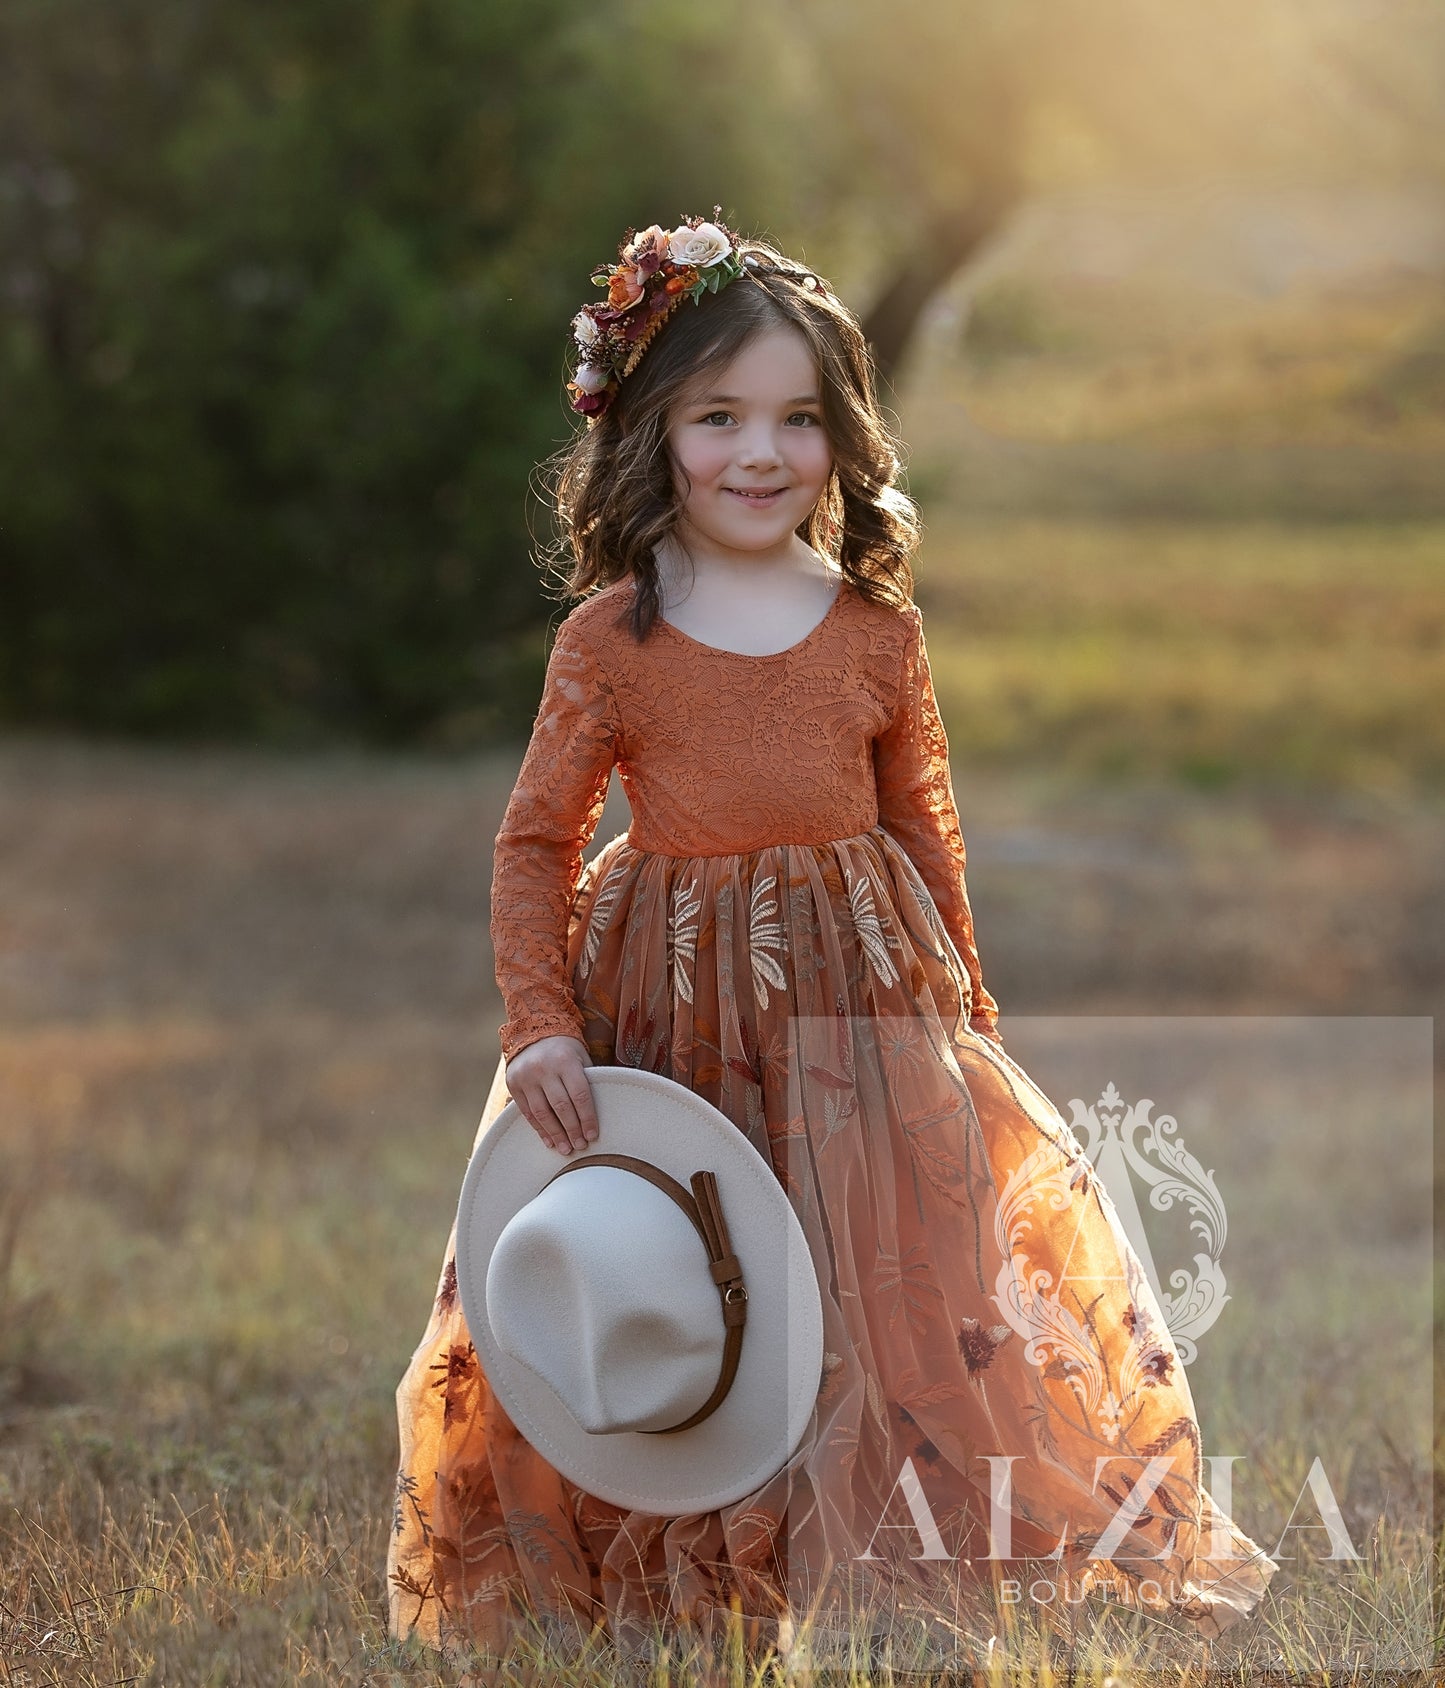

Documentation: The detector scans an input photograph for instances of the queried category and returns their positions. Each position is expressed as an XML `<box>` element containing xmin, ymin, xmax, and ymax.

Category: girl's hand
<box><xmin>504</xmin><ymin>1036</ymin><xmax>600</xmax><ymax>1156</ymax></box>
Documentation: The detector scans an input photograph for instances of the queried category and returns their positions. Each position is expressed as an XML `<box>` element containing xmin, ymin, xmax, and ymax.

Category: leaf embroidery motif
<box><xmin>668</xmin><ymin>877</ymin><xmax>702</xmax><ymax>1004</ymax></box>
<box><xmin>582</xmin><ymin>859</ymin><xmax>631</xmax><ymax>972</ymax></box>
<box><xmin>816</xmin><ymin>1086</ymin><xmax>859</xmax><ymax>1149</ymax></box>
<box><xmin>864</xmin><ymin>1372</ymin><xmax>889</xmax><ymax>1435</ymax></box>
<box><xmin>875</xmin><ymin>1241</ymin><xmax>945</xmax><ymax>1335</ymax></box>
<box><xmin>845</xmin><ymin>867</ymin><xmax>901</xmax><ymax>988</ymax></box>
<box><xmin>748</xmin><ymin>872</ymin><xmax>788</xmax><ymax>1008</ymax></box>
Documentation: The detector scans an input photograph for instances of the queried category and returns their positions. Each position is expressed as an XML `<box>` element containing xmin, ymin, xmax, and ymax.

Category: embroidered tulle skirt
<box><xmin>386</xmin><ymin>825</ymin><xmax>1278</xmax><ymax>1657</ymax></box>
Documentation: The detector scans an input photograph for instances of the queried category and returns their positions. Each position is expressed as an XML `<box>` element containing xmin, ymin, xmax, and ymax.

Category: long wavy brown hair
<box><xmin>534</xmin><ymin>235</ymin><xmax>921</xmax><ymax>642</ymax></box>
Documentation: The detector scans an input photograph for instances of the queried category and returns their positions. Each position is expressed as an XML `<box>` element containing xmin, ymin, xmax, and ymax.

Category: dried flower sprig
<box><xmin>566</xmin><ymin>207</ymin><xmax>746</xmax><ymax>421</ymax></box>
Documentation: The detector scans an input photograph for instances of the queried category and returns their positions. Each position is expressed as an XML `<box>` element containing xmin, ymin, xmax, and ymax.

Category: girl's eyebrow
<box><xmin>694</xmin><ymin>392</ymin><xmax>822</xmax><ymax>405</ymax></box>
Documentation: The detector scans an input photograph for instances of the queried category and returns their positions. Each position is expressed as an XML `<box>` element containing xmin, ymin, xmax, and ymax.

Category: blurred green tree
<box><xmin>1</xmin><ymin>0</ymin><xmax>1439</xmax><ymax>742</ymax></box>
<box><xmin>0</xmin><ymin>0</ymin><xmax>800</xmax><ymax>741</ymax></box>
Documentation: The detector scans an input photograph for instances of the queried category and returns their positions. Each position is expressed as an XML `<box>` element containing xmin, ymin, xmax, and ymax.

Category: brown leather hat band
<box><xmin>541</xmin><ymin>1151</ymin><xmax>749</xmax><ymax>1434</ymax></box>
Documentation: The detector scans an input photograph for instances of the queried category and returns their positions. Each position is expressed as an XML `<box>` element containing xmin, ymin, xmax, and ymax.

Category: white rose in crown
<box><xmin>668</xmin><ymin>222</ymin><xmax>733</xmax><ymax>268</ymax></box>
<box><xmin>572</xmin><ymin>309</ymin><xmax>603</xmax><ymax>350</ymax></box>
<box><xmin>571</xmin><ymin>361</ymin><xmax>612</xmax><ymax>395</ymax></box>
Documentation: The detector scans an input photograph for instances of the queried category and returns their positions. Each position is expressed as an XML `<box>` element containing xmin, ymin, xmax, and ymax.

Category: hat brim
<box><xmin>455</xmin><ymin>1066</ymin><xmax>825</xmax><ymax>1515</ymax></box>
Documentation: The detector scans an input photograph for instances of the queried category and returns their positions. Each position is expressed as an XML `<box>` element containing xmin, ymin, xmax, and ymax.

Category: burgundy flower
<box><xmin>435</xmin><ymin>1257</ymin><xmax>458</xmax><ymax>1314</ymax></box>
<box><xmin>570</xmin><ymin>387</ymin><xmax>612</xmax><ymax>417</ymax></box>
<box><xmin>957</xmin><ymin>1315</ymin><xmax>1010</xmax><ymax>1378</ymax></box>
<box><xmin>625</xmin><ymin>225</ymin><xmax>669</xmax><ymax>279</ymax></box>
<box><xmin>1139</xmin><ymin>1345</ymin><xmax>1175</xmax><ymax>1384</ymax></box>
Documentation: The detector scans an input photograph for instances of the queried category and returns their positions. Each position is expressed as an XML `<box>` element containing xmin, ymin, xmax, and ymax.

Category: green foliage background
<box><xmin>0</xmin><ymin>0</ymin><xmax>806</xmax><ymax>742</ymax></box>
<box><xmin>2</xmin><ymin>0</ymin><xmax>1440</xmax><ymax>765</ymax></box>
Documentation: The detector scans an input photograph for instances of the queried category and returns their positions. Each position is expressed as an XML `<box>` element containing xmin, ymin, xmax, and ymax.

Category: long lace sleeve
<box><xmin>873</xmin><ymin>605</ymin><xmax>1003</xmax><ymax>1048</ymax></box>
<box><xmin>490</xmin><ymin>617</ymin><xmax>620</xmax><ymax>1063</ymax></box>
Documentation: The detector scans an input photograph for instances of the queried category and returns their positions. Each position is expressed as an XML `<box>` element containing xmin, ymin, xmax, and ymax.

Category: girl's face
<box><xmin>665</xmin><ymin>324</ymin><xmax>833</xmax><ymax>568</ymax></box>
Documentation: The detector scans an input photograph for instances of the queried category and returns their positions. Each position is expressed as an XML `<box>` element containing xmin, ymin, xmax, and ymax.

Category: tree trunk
<box><xmin>862</xmin><ymin>179</ymin><xmax>1022</xmax><ymax>394</ymax></box>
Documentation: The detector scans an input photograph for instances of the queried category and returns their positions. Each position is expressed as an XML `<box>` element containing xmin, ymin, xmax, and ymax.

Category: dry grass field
<box><xmin>0</xmin><ymin>673</ymin><xmax>1440</xmax><ymax>1682</ymax></box>
<box><xmin>918</xmin><ymin>518</ymin><xmax>1445</xmax><ymax>796</ymax></box>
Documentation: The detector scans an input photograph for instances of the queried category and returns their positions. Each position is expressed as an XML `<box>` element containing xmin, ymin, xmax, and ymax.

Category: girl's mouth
<box><xmin>726</xmin><ymin>488</ymin><xmax>786</xmax><ymax>506</ymax></box>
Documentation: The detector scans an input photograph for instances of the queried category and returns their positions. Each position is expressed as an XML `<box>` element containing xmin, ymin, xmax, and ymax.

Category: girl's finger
<box><xmin>560</xmin><ymin>1070</ymin><xmax>599</xmax><ymax>1146</ymax></box>
<box><xmin>541</xmin><ymin>1074</ymin><xmax>592</xmax><ymax>1154</ymax></box>
<box><xmin>518</xmin><ymin>1089</ymin><xmax>564</xmax><ymax>1153</ymax></box>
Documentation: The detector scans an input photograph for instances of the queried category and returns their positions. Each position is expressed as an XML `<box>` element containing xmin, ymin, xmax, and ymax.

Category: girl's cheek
<box><xmin>695</xmin><ymin>444</ymin><xmax>734</xmax><ymax>478</ymax></box>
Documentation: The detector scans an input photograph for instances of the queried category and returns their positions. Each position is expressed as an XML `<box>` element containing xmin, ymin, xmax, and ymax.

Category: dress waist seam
<box><xmin>609</xmin><ymin>823</ymin><xmax>888</xmax><ymax>861</ymax></box>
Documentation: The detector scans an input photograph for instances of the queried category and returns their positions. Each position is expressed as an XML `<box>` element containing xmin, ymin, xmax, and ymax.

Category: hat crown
<box><xmin>486</xmin><ymin>1165</ymin><xmax>726</xmax><ymax>1434</ymax></box>
<box><xmin>457</xmin><ymin>1064</ymin><xmax>825</xmax><ymax>1513</ymax></box>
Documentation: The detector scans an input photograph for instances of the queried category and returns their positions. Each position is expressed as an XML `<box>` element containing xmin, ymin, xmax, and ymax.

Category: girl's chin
<box><xmin>691</xmin><ymin>533</ymin><xmax>805</xmax><ymax>563</ymax></box>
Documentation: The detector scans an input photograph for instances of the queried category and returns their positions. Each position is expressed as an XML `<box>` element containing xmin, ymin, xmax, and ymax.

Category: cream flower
<box><xmin>668</xmin><ymin>221</ymin><xmax>732</xmax><ymax>268</ymax></box>
<box><xmin>571</xmin><ymin>361</ymin><xmax>611</xmax><ymax>395</ymax></box>
<box><xmin>622</xmin><ymin>223</ymin><xmax>669</xmax><ymax>275</ymax></box>
<box><xmin>572</xmin><ymin>308</ymin><xmax>602</xmax><ymax>350</ymax></box>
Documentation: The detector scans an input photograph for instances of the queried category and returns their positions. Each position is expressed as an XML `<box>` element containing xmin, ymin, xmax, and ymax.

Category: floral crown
<box><xmin>565</xmin><ymin>208</ymin><xmax>830</xmax><ymax>422</ymax></box>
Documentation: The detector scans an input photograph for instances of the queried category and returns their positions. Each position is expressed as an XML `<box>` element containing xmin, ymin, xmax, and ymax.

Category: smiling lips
<box><xmin>727</xmin><ymin>487</ymin><xmax>786</xmax><ymax>502</ymax></box>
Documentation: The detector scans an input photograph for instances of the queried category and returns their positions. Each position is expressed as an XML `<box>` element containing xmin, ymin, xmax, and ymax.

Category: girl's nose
<box><xmin>736</xmin><ymin>424</ymin><xmax>785</xmax><ymax>468</ymax></box>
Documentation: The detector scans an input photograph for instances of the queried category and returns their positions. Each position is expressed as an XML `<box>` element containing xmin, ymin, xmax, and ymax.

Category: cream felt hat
<box><xmin>454</xmin><ymin>1066</ymin><xmax>825</xmax><ymax>1515</ymax></box>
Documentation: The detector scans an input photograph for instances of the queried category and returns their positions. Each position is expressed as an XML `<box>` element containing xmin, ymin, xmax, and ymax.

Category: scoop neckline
<box><xmin>649</xmin><ymin>575</ymin><xmax>848</xmax><ymax>660</ymax></box>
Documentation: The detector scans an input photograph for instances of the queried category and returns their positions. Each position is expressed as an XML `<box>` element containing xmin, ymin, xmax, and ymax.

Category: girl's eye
<box><xmin>696</xmin><ymin>411</ymin><xmax>821</xmax><ymax>427</ymax></box>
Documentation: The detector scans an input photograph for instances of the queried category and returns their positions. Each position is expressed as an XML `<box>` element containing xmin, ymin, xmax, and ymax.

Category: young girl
<box><xmin>386</xmin><ymin>212</ymin><xmax>1278</xmax><ymax>1662</ymax></box>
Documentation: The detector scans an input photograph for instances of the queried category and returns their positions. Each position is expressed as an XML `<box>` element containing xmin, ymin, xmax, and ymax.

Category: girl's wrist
<box><xmin>500</xmin><ymin>1017</ymin><xmax>588</xmax><ymax>1064</ymax></box>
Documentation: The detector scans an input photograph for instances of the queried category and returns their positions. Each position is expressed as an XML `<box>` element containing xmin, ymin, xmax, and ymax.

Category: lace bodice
<box><xmin>490</xmin><ymin>576</ymin><xmax>1002</xmax><ymax>1059</ymax></box>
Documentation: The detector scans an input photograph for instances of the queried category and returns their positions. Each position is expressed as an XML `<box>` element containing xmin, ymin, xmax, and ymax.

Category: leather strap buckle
<box><xmin>542</xmin><ymin>1152</ymin><xmax>748</xmax><ymax>1434</ymax></box>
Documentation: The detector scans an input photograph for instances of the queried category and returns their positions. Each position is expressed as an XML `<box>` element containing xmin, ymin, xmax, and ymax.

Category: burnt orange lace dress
<box><xmin>387</xmin><ymin>575</ymin><xmax>1277</xmax><ymax>1657</ymax></box>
